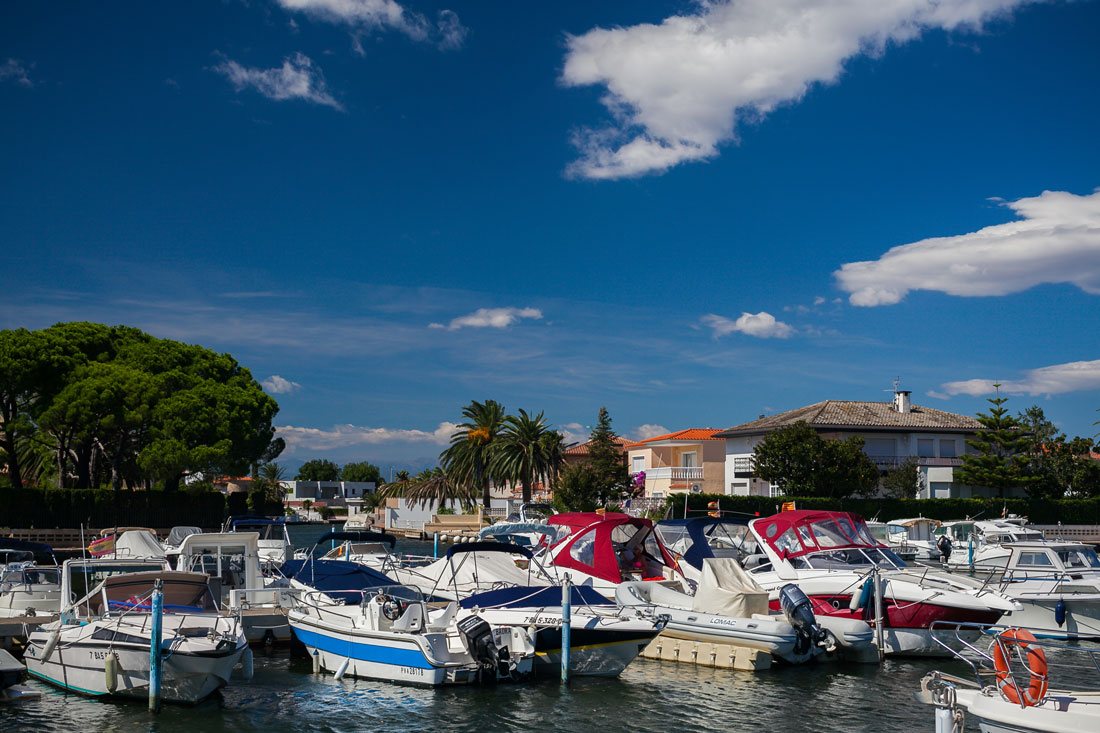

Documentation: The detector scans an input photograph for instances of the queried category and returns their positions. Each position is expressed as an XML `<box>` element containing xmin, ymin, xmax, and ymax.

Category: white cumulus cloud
<box><xmin>561</xmin><ymin>0</ymin><xmax>1034</xmax><ymax>179</ymax></box>
<box><xmin>634</xmin><ymin>424</ymin><xmax>670</xmax><ymax>440</ymax></box>
<box><xmin>429</xmin><ymin>307</ymin><xmax>543</xmax><ymax>331</ymax></box>
<box><xmin>213</xmin><ymin>52</ymin><xmax>343</xmax><ymax>110</ymax></box>
<box><xmin>837</xmin><ymin>189</ymin><xmax>1100</xmax><ymax>306</ymax></box>
<box><xmin>277</xmin><ymin>421</ymin><xmax>458</xmax><ymax>452</ymax></box>
<box><xmin>935</xmin><ymin>359</ymin><xmax>1100</xmax><ymax>398</ymax></box>
<box><xmin>277</xmin><ymin>0</ymin><xmax>467</xmax><ymax>50</ymax></box>
<box><xmin>702</xmin><ymin>312</ymin><xmax>794</xmax><ymax>339</ymax></box>
<box><xmin>261</xmin><ymin>375</ymin><xmax>302</xmax><ymax>394</ymax></box>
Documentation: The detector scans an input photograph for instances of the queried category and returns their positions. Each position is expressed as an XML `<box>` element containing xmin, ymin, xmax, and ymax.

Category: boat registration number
<box><xmin>399</xmin><ymin>666</ymin><xmax>424</xmax><ymax>677</ymax></box>
<box><xmin>523</xmin><ymin>616</ymin><xmax>562</xmax><ymax>626</ymax></box>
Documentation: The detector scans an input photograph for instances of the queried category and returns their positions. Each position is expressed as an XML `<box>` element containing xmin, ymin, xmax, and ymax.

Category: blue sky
<box><xmin>2</xmin><ymin>1</ymin><xmax>1098</xmax><ymax>474</ymax></box>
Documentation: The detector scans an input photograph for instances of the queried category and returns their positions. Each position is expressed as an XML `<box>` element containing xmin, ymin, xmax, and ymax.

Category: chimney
<box><xmin>894</xmin><ymin>389</ymin><xmax>912</xmax><ymax>414</ymax></box>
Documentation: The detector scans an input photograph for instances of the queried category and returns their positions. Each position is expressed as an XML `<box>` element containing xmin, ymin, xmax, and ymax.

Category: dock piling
<box><xmin>149</xmin><ymin>579</ymin><xmax>163</xmax><ymax>713</ymax></box>
<box><xmin>561</xmin><ymin>574</ymin><xmax>571</xmax><ymax>686</ymax></box>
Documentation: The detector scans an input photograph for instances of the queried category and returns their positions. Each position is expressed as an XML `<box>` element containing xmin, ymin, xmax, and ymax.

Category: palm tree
<box><xmin>440</xmin><ymin>399</ymin><xmax>506</xmax><ymax>509</ymax></box>
<box><xmin>492</xmin><ymin>409</ymin><xmax>563</xmax><ymax>503</ymax></box>
<box><xmin>380</xmin><ymin>468</ymin><xmax>475</xmax><ymax>509</ymax></box>
<box><xmin>256</xmin><ymin>461</ymin><xmax>287</xmax><ymax>507</ymax></box>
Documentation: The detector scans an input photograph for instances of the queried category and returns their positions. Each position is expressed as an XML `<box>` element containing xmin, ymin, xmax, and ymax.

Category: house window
<box><xmin>631</xmin><ymin>456</ymin><xmax>645</xmax><ymax>473</ymax></box>
<box><xmin>768</xmin><ymin>484</ymin><xmax>783</xmax><ymax>498</ymax></box>
<box><xmin>940</xmin><ymin>440</ymin><xmax>957</xmax><ymax>458</ymax></box>
<box><xmin>917</xmin><ymin>439</ymin><xmax>935</xmax><ymax>458</ymax></box>
<box><xmin>681</xmin><ymin>451</ymin><xmax>697</xmax><ymax>468</ymax></box>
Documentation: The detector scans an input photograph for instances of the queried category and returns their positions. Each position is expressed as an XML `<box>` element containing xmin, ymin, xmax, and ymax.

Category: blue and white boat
<box><xmin>288</xmin><ymin>584</ymin><xmax>535</xmax><ymax>686</ymax></box>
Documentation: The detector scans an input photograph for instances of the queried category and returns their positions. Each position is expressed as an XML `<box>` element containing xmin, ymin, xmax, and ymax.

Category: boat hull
<box><xmin>996</xmin><ymin>597</ymin><xmax>1100</xmax><ymax>640</ymax></box>
<box><xmin>24</xmin><ymin>636</ymin><xmax>243</xmax><ymax>703</ymax></box>
<box><xmin>956</xmin><ymin>687</ymin><xmax>1100</xmax><ymax>733</ymax></box>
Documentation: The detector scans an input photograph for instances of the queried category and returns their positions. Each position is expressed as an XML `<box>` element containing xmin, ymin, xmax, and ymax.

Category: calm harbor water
<box><xmin>4</xmin><ymin>524</ymin><xmax>1096</xmax><ymax>732</ymax></box>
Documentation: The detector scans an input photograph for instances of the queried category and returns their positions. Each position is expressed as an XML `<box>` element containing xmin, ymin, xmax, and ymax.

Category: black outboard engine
<box><xmin>778</xmin><ymin>583</ymin><xmax>827</xmax><ymax>655</ymax></box>
<box><xmin>456</xmin><ymin>615</ymin><xmax>509</xmax><ymax>683</ymax></box>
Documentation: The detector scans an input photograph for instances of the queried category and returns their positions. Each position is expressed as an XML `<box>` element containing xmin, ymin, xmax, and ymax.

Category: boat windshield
<box><xmin>67</xmin><ymin>562</ymin><xmax>167</xmax><ymax>605</ymax></box>
<box><xmin>795</xmin><ymin>546</ymin><xmax>906</xmax><ymax>570</ymax></box>
<box><xmin>1</xmin><ymin>567</ymin><xmax>60</xmax><ymax>585</ymax></box>
<box><xmin>1059</xmin><ymin>547</ymin><xmax>1100</xmax><ymax>570</ymax></box>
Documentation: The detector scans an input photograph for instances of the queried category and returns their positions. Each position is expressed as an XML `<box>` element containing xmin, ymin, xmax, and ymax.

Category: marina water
<box><xmin>2</xmin><ymin>524</ymin><xmax>1094</xmax><ymax>732</ymax></box>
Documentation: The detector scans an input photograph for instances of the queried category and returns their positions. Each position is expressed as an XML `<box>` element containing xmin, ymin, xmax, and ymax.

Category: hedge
<box><xmin>665</xmin><ymin>494</ymin><xmax>1100</xmax><ymax>525</ymax></box>
<box><xmin>0</xmin><ymin>488</ymin><xmax>229</xmax><ymax>529</ymax></box>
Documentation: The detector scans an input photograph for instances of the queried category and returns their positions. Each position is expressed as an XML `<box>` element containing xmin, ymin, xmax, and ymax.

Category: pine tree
<box><xmin>587</xmin><ymin>406</ymin><xmax>628</xmax><ymax>498</ymax></box>
<box><xmin>956</xmin><ymin>386</ymin><xmax>1038</xmax><ymax>497</ymax></box>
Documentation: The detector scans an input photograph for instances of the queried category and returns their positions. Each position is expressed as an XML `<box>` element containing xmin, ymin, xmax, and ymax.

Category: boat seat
<box><xmin>426</xmin><ymin>602</ymin><xmax>459</xmax><ymax>632</ymax></box>
<box><xmin>390</xmin><ymin>603</ymin><xmax>426</xmax><ymax>633</ymax></box>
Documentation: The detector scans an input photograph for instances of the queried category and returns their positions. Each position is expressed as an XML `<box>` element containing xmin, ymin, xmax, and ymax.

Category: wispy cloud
<box><xmin>701</xmin><ymin>312</ymin><xmax>794</xmax><ymax>339</ymax></box>
<box><xmin>277</xmin><ymin>0</ymin><xmax>468</xmax><ymax>51</ymax></box>
<box><xmin>0</xmin><ymin>58</ymin><xmax>32</xmax><ymax>88</ymax></box>
<box><xmin>278</xmin><ymin>421</ymin><xmax>458</xmax><ymax>452</ymax></box>
<box><xmin>213</xmin><ymin>52</ymin><xmax>343</xmax><ymax>110</ymax></box>
<box><xmin>933</xmin><ymin>359</ymin><xmax>1100</xmax><ymax>398</ymax></box>
<box><xmin>561</xmin><ymin>0</ymin><xmax>1034</xmax><ymax>179</ymax></box>
<box><xmin>837</xmin><ymin>189</ymin><xmax>1100</xmax><ymax>306</ymax></box>
<box><xmin>429</xmin><ymin>307</ymin><xmax>543</xmax><ymax>331</ymax></box>
<box><xmin>262</xmin><ymin>375</ymin><xmax>302</xmax><ymax>394</ymax></box>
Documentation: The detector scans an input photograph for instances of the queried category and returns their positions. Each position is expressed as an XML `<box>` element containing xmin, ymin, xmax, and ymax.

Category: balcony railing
<box><xmin>644</xmin><ymin>466</ymin><xmax>704</xmax><ymax>481</ymax></box>
<box><xmin>870</xmin><ymin>456</ymin><xmax>963</xmax><ymax>469</ymax></box>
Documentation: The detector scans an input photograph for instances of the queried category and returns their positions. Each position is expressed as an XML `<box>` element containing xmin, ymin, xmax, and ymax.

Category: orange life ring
<box><xmin>993</xmin><ymin>628</ymin><xmax>1048</xmax><ymax>707</ymax></box>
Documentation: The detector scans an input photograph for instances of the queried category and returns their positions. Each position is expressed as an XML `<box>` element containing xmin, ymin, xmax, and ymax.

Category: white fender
<box><xmin>334</xmin><ymin>657</ymin><xmax>350</xmax><ymax>680</ymax></box>
<box><xmin>40</xmin><ymin>629</ymin><xmax>61</xmax><ymax>663</ymax></box>
<box><xmin>104</xmin><ymin>652</ymin><xmax>118</xmax><ymax>693</ymax></box>
<box><xmin>239</xmin><ymin>646</ymin><xmax>254</xmax><ymax>681</ymax></box>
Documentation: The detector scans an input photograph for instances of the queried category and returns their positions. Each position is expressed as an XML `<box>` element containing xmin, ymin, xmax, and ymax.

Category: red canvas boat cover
<box><xmin>750</xmin><ymin>510</ymin><xmax>884</xmax><ymax>560</ymax></box>
<box><xmin>547</xmin><ymin>512</ymin><xmax>678</xmax><ymax>583</ymax></box>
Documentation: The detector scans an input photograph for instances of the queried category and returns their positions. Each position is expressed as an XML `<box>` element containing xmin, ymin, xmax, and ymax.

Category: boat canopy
<box><xmin>165</xmin><ymin>526</ymin><xmax>203</xmax><ymax>547</ymax></box>
<box><xmin>316</xmin><ymin>530</ymin><xmax>397</xmax><ymax>549</ymax></box>
<box><xmin>76</xmin><ymin>570</ymin><xmax>218</xmax><ymax>616</ymax></box>
<box><xmin>279</xmin><ymin>558</ymin><xmax>396</xmax><ymax>603</ymax></box>
<box><xmin>445</xmin><ymin>541</ymin><xmax>534</xmax><ymax>560</ymax></box>
<box><xmin>547</xmin><ymin>512</ymin><xmax>678</xmax><ymax>584</ymax></box>
<box><xmin>113</xmin><ymin>530</ymin><xmax>167</xmax><ymax>559</ymax></box>
<box><xmin>656</xmin><ymin>518</ymin><xmax>755</xmax><ymax>571</ymax></box>
<box><xmin>479</xmin><ymin>522</ymin><xmax>570</xmax><ymax>545</ymax></box>
<box><xmin>0</xmin><ymin>538</ymin><xmax>56</xmax><ymax>565</ymax></box>
<box><xmin>750</xmin><ymin>510</ymin><xmax>883</xmax><ymax>560</ymax></box>
<box><xmin>459</xmin><ymin>584</ymin><xmax>611</xmax><ymax>610</ymax></box>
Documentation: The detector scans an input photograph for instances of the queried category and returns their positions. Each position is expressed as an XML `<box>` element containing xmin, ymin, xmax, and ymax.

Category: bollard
<box><xmin>312</xmin><ymin>648</ymin><xmax>321</xmax><ymax>675</ymax></box>
<box><xmin>561</xmin><ymin>574</ymin><xmax>571</xmax><ymax>685</ymax></box>
<box><xmin>149</xmin><ymin>579</ymin><xmax>163</xmax><ymax>713</ymax></box>
<box><xmin>433</xmin><ymin>532</ymin><xmax>439</xmax><ymax>559</ymax></box>
<box><xmin>967</xmin><ymin>536</ymin><xmax>974</xmax><ymax>572</ymax></box>
<box><xmin>872</xmin><ymin>568</ymin><xmax>885</xmax><ymax>663</ymax></box>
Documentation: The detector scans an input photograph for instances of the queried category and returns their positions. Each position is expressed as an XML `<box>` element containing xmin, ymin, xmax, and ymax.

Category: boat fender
<box><xmin>849</xmin><ymin>578</ymin><xmax>873</xmax><ymax>612</ymax></box>
<box><xmin>240</xmin><ymin>646</ymin><xmax>254</xmax><ymax>681</ymax></box>
<box><xmin>40</xmin><ymin>629</ymin><xmax>61</xmax><ymax>664</ymax></box>
<box><xmin>333</xmin><ymin>657</ymin><xmax>350</xmax><ymax>681</ymax></box>
<box><xmin>104</xmin><ymin>652</ymin><xmax>118</xmax><ymax>693</ymax></box>
<box><xmin>1054</xmin><ymin>599</ymin><xmax>1066</xmax><ymax>628</ymax></box>
<box><xmin>311</xmin><ymin>649</ymin><xmax>321</xmax><ymax>675</ymax></box>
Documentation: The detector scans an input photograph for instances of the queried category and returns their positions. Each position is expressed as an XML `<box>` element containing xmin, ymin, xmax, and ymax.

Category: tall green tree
<box><xmin>881</xmin><ymin>457</ymin><xmax>921</xmax><ymax>499</ymax></box>
<box><xmin>492</xmin><ymin>408</ymin><xmax>563</xmax><ymax>503</ymax></box>
<box><xmin>587</xmin><ymin>407</ymin><xmax>628</xmax><ymax>495</ymax></box>
<box><xmin>956</xmin><ymin>387</ymin><xmax>1039</xmax><ymax>497</ymax></box>
<box><xmin>296</xmin><ymin>458</ymin><xmax>341</xmax><ymax>481</ymax></box>
<box><xmin>440</xmin><ymin>399</ymin><xmax>506</xmax><ymax>509</ymax></box>
<box><xmin>341</xmin><ymin>461</ymin><xmax>383</xmax><ymax>484</ymax></box>
<box><xmin>380</xmin><ymin>467</ymin><xmax>475</xmax><ymax>509</ymax></box>
<box><xmin>752</xmin><ymin>421</ymin><xmax>879</xmax><ymax>497</ymax></box>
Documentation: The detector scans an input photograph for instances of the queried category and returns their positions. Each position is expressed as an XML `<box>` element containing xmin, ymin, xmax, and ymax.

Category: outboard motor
<box><xmin>456</xmin><ymin>615</ymin><xmax>509</xmax><ymax>683</ymax></box>
<box><xmin>778</xmin><ymin>583</ymin><xmax>827</xmax><ymax>655</ymax></box>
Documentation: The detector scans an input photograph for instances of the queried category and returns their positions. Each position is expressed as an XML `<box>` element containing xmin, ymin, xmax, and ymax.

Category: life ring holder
<box><xmin>992</xmin><ymin>628</ymin><xmax>1048</xmax><ymax>707</ymax></box>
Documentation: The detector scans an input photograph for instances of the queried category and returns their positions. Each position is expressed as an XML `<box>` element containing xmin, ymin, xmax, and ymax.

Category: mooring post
<box><xmin>433</xmin><ymin>532</ymin><xmax>439</xmax><ymax>559</ymax></box>
<box><xmin>872</xmin><ymin>568</ymin><xmax>885</xmax><ymax>663</ymax></box>
<box><xmin>561</xmin><ymin>573</ymin><xmax>571</xmax><ymax>686</ymax></box>
<box><xmin>149</xmin><ymin>578</ymin><xmax>163</xmax><ymax>713</ymax></box>
<box><xmin>967</xmin><ymin>535</ymin><xmax>974</xmax><ymax>572</ymax></box>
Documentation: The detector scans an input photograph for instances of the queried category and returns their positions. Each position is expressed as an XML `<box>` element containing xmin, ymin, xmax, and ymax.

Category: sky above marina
<box><xmin>2</xmin><ymin>1</ymin><xmax>1098</xmax><ymax>473</ymax></box>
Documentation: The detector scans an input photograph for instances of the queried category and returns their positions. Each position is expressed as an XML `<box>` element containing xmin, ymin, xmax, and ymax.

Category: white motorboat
<box><xmin>888</xmin><ymin>517</ymin><xmax>943</xmax><ymax>562</ymax></box>
<box><xmin>0</xmin><ymin>539</ymin><xmax>61</xmax><ymax>619</ymax></box>
<box><xmin>24</xmin><ymin>561</ymin><xmax>248</xmax><ymax>703</ymax></box>
<box><xmin>162</xmin><ymin>526</ymin><xmax>203</xmax><ymax>565</ymax></box>
<box><xmin>739</xmin><ymin>510</ymin><xmax>1019</xmax><ymax>656</ymax></box>
<box><xmin>618</xmin><ymin>557</ymin><xmax>876</xmax><ymax>664</ymax></box>
<box><xmin>944</xmin><ymin>520</ymin><xmax>1048</xmax><ymax>572</ymax></box>
<box><xmin>175</xmin><ymin>531</ymin><xmax>296</xmax><ymax>645</ymax></box>
<box><xmin>989</xmin><ymin>542</ymin><xmax>1100</xmax><ymax>640</ymax></box>
<box><xmin>865</xmin><ymin>521</ymin><xmax>919</xmax><ymax>562</ymax></box>
<box><xmin>427</xmin><ymin>542</ymin><xmax>665</xmax><ymax>677</ymax></box>
<box><xmin>318</xmin><ymin>530</ymin><xmax>402</xmax><ymax>575</ymax></box>
<box><xmin>288</xmin><ymin>585</ymin><xmax>535</xmax><ymax>686</ymax></box>
<box><xmin>919</xmin><ymin>624</ymin><xmax>1100</xmax><ymax>733</ymax></box>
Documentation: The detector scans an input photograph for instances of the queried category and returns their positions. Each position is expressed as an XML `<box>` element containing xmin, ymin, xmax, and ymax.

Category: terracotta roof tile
<box><xmin>717</xmin><ymin>401</ymin><xmax>982</xmax><ymax>436</ymax></box>
<box><xmin>564</xmin><ymin>436</ymin><xmax>630</xmax><ymax>456</ymax></box>
<box><xmin>628</xmin><ymin>428</ymin><xmax>725</xmax><ymax>446</ymax></box>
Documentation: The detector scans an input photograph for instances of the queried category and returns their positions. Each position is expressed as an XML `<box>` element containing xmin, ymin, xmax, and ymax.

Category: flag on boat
<box><xmin>88</xmin><ymin>535</ymin><xmax>115</xmax><ymax>557</ymax></box>
<box><xmin>781</xmin><ymin>501</ymin><xmax>797</xmax><ymax>512</ymax></box>
<box><xmin>707</xmin><ymin>500</ymin><xmax>720</xmax><ymax>518</ymax></box>
<box><xmin>595</xmin><ymin>507</ymin><xmax>606</xmax><ymax>516</ymax></box>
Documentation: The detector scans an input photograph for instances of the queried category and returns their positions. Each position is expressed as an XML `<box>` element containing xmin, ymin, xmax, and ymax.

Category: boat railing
<box><xmin>928</xmin><ymin>620</ymin><xmax>1100</xmax><ymax>698</ymax></box>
